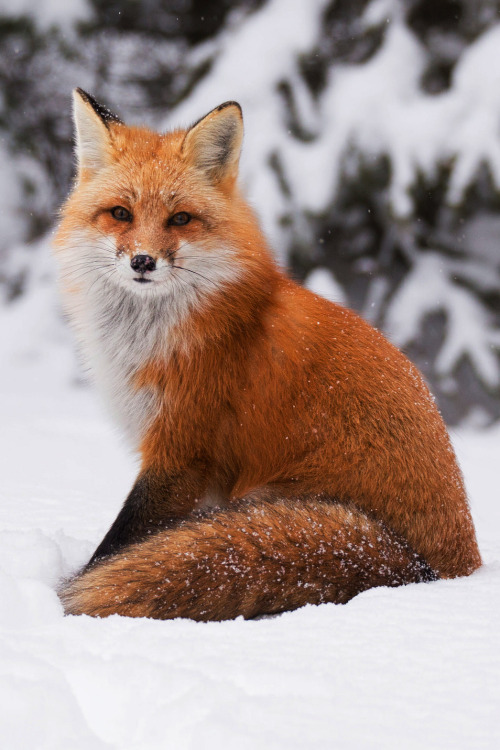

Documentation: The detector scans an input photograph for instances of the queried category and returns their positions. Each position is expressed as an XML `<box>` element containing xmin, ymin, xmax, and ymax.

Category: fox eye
<box><xmin>111</xmin><ymin>206</ymin><xmax>132</xmax><ymax>221</ymax></box>
<box><xmin>168</xmin><ymin>212</ymin><xmax>191</xmax><ymax>226</ymax></box>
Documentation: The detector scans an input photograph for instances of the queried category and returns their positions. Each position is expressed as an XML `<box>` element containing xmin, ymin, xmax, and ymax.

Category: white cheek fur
<box><xmin>56</xmin><ymin>231</ymin><xmax>241</xmax><ymax>450</ymax></box>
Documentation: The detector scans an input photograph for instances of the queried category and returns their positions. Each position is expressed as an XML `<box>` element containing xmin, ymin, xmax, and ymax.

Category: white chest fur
<box><xmin>79</xmin><ymin>283</ymin><xmax>172</xmax><ymax>449</ymax></box>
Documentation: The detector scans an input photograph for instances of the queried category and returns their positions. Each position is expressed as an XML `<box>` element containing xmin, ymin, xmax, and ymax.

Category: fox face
<box><xmin>56</xmin><ymin>90</ymin><xmax>260</xmax><ymax>306</ymax></box>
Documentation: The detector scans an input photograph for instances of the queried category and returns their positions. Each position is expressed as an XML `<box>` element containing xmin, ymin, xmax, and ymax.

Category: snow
<box><xmin>284</xmin><ymin>5</ymin><xmax>500</xmax><ymax>217</ymax></box>
<box><xmin>0</xmin><ymin>243</ymin><xmax>499</xmax><ymax>749</ymax></box>
<box><xmin>167</xmin><ymin>0</ymin><xmax>500</xmax><ymax>227</ymax></box>
<box><xmin>0</xmin><ymin>0</ymin><xmax>91</xmax><ymax>29</ymax></box>
<box><xmin>385</xmin><ymin>252</ymin><xmax>500</xmax><ymax>388</ymax></box>
<box><xmin>0</xmin><ymin>144</ymin><xmax>24</xmax><ymax>250</ymax></box>
<box><xmin>163</xmin><ymin>0</ymin><xmax>328</xmax><ymax>261</ymax></box>
<box><xmin>305</xmin><ymin>267</ymin><xmax>347</xmax><ymax>306</ymax></box>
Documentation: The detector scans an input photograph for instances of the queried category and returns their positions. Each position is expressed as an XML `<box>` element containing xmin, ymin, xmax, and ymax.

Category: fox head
<box><xmin>55</xmin><ymin>89</ymin><xmax>273</xmax><ymax>311</ymax></box>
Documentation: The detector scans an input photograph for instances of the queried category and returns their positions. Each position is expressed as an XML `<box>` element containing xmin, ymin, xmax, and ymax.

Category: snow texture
<box><xmin>0</xmin><ymin>240</ymin><xmax>498</xmax><ymax>749</ymax></box>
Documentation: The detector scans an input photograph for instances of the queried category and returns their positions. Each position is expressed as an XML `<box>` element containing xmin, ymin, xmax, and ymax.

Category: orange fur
<box><xmin>60</xmin><ymin>498</ymin><xmax>437</xmax><ymax>620</ymax></box>
<box><xmin>55</xmin><ymin>92</ymin><xmax>480</xmax><ymax>621</ymax></box>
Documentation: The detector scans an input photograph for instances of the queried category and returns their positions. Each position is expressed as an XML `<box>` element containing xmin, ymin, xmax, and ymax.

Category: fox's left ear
<box><xmin>72</xmin><ymin>88</ymin><xmax>122</xmax><ymax>177</ymax></box>
<box><xmin>182</xmin><ymin>102</ymin><xmax>243</xmax><ymax>185</ymax></box>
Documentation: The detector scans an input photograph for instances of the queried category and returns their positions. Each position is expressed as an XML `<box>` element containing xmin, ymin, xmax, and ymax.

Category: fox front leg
<box><xmin>87</xmin><ymin>469</ymin><xmax>206</xmax><ymax>567</ymax></box>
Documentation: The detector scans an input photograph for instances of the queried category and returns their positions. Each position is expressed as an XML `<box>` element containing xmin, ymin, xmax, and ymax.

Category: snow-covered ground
<box><xmin>0</xmin><ymin>261</ymin><xmax>499</xmax><ymax>749</ymax></box>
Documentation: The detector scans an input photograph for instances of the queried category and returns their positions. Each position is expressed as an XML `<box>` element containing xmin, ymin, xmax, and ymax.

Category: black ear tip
<box><xmin>217</xmin><ymin>101</ymin><xmax>243</xmax><ymax>117</ymax></box>
<box><xmin>74</xmin><ymin>88</ymin><xmax>97</xmax><ymax>107</ymax></box>
<box><xmin>188</xmin><ymin>101</ymin><xmax>243</xmax><ymax>133</ymax></box>
<box><xmin>73</xmin><ymin>88</ymin><xmax>123</xmax><ymax>126</ymax></box>
<box><xmin>74</xmin><ymin>87</ymin><xmax>89</xmax><ymax>100</ymax></box>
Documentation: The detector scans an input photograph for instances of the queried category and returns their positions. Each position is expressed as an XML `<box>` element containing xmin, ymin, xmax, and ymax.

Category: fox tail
<box><xmin>60</xmin><ymin>498</ymin><xmax>437</xmax><ymax>620</ymax></box>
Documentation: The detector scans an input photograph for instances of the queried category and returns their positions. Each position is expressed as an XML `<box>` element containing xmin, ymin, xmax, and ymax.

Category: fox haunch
<box><xmin>54</xmin><ymin>90</ymin><xmax>481</xmax><ymax>620</ymax></box>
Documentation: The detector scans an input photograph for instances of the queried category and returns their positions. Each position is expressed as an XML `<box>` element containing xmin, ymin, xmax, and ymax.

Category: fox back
<box><xmin>55</xmin><ymin>91</ymin><xmax>481</xmax><ymax>620</ymax></box>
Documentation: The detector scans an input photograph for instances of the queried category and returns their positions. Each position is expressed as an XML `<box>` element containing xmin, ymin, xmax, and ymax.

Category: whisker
<box><xmin>60</xmin><ymin>269</ymin><xmax>114</xmax><ymax>285</ymax></box>
<box><xmin>60</xmin><ymin>262</ymin><xmax>116</xmax><ymax>276</ymax></box>
<box><xmin>171</xmin><ymin>265</ymin><xmax>219</xmax><ymax>288</ymax></box>
<box><xmin>68</xmin><ymin>216</ymin><xmax>119</xmax><ymax>250</ymax></box>
<box><xmin>170</xmin><ymin>269</ymin><xmax>193</xmax><ymax>294</ymax></box>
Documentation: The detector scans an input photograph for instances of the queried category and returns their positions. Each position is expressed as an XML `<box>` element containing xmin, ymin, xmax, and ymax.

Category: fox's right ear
<box><xmin>72</xmin><ymin>88</ymin><xmax>122</xmax><ymax>177</ymax></box>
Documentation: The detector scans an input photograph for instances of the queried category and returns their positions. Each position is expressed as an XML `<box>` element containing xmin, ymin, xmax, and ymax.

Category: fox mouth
<box><xmin>133</xmin><ymin>277</ymin><xmax>153</xmax><ymax>284</ymax></box>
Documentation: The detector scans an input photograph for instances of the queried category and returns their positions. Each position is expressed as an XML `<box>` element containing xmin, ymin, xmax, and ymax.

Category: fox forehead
<box><xmin>110</xmin><ymin>124</ymin><xmax>184</xmax><ymax>169</ymax></box>
<box><xmin>73</xmin><ymin>123</ymin><xmax>225</xmax><ymax>215</ymax></box>
<box><xmin>89</xmin><ymin>125</ymin><xmax>204</xmax><ymax>200</ymax></box>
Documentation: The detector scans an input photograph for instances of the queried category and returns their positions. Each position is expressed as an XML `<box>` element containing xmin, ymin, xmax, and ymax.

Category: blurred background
<box><xmin>1</xmin><ymin>0</ymin><xmax>500</xmax><ymax>426</ymax></box>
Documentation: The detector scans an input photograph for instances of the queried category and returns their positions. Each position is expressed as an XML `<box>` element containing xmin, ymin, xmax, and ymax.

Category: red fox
<box><xmin>54</xmin><ymin>89</ymin><xmax>481</xmax><ymax>620</ymax></box>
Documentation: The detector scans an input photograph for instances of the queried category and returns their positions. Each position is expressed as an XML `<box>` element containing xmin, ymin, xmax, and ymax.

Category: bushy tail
<box><xmin>60</xmin><ymin>499</ymin><xmax>437</xmax><ymax>621</ymax></box>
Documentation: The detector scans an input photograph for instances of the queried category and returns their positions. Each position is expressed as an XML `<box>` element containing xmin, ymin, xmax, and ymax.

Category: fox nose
<box><xmin>130</xmin><ymin>254</ymin><xmax>156</xmax><ymax>273</ymax></box>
